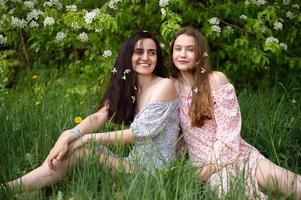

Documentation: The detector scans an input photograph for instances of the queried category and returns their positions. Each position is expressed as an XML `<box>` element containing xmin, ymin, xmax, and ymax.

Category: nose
<box><xmin>141</xmin><ymin>51</ymin><xmax>149</xmax><ymax>60</ymax></box>
<box><xmin>180</xmin><ymin>49</ymin><xmax>186</xmax><ymax>57</ymax></box>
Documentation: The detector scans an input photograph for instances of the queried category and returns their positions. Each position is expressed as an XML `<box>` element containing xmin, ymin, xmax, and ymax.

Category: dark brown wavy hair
<box><xmin>170</xmin><ymin>27</ymin><xmax>212</xmax><ymax>127</ymax></box>
<box><xmin>101</xmin><ymin>31</ymin><xmax>167</xmax><ymax>125</ymax></box>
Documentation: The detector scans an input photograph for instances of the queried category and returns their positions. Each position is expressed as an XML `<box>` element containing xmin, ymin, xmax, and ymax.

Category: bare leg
<box><xmin>256</xmin><ymin>158</ymin><xmax>301</xmax><ymax>199</ymax></box>
<box><xmin>6</xmin><ymin>148</ymin><xmax>133</xmax><ymax>192</ymax></box>
<box><xmin>98</xmin><ymin>153</ymin><xmax>133</xmax><ymax>173</ymax></box>
<box><xmin>7</xmin><ymin>148</ymin><xmax>87</xmax><ymax>192</ymax></box>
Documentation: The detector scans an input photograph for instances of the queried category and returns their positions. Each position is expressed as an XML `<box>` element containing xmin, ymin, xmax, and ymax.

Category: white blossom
<box><xmin>44</xmin><ymin>0</ymin><xmax>63</xmax><ymax>10</ymax></box>
<box><xmin>208</xmin><ymin>17</ymin><xmax>220</xmax><ymax>25</ymax></box>
<box><xmin>11</xmin><ymin>17</ymin><xmax>27</xmax><ymax>28</ymax></box>
<box><xmin>43</xmin><ymin>16</ymin><xmax>55</xmax><ymax>26</ymax></box>
<box><xmin>9</xmin><ymin>8</ymin><xmax>15</xmax><ymax>14</ymax></box>
<box><xmin>108</xmin><ymin>0</ymin><xmax>121</xmax><ymax>10</ymax></box>
<box><xmin>286</xmin><ymin>11</ymin><xmax>293</xmax><ymax>19</ymax></box>
<box><xmin>279</xmin><ymin>42</ymin><xmax>287</xmax><ymax>51</ymax></box>
<box><xmin>211</xmin><ymin>25</ymin><xmax>221</xmax><ymax>36</ymax></box>
<box><xmin>265</xmin><ymin>36</ymin><xmax>279</xmax><ymax>45</ymax></box>
<box><xmin>283</xmin><ymin>0</ymin><xmax>289</xmax><ymax>5</ymax></box>
<box><xmin>29</xmin><ymin>20</ymin><xmax>39</xmax><ymax>28</ymax></box>
<box><xmin>66</xmin><ymin>4</ymin><xmax>77</xmax><ymax>12</ymax></box>
<box><xmin>255</xmin><ymin>0</ymin><xmax>265</xmax><ymax>6</ymax></box>
<box><xmin>274</xmin><ymin>22</ymin><xmax>283</xmax><ymax>30</ymax></box>
<box><xmin>124</xmin><ymin>69</ymin><xmax>131</xmax><ymax>74</ymax></box>
<box><xmin>55</xmin><ymin>31</ymin><xmax>66</xmax><ymax>42</ymax></box>
<box><xmin>0</xmin><ymin>34</ymin><xmax>7</xmax><ymax>45</ymax></box>
<box><xmin>292</xmin><ymin>4</ymin><xmax>299</xmax><ymax>9</ymax></box>
<box><xmin>131</xmin><ymin>96</ymin><xmax>136</xmax><ymax>103</ymax></box>
<box><xmin>193</xmin><ymin>87</ymin><xmax>199</xmax><ymax>94</ymax></box>
<box><xmin>71</xmin><ymin>22</ymin><xmax>80</xmax><ymax>30</ymax></box>
<box><xmin>159</xmin><ymin>0</ymin><xmax>169</xmax><ymax>7</ymax></box>
<box><xmin>24</xmin><ymin>1</ymin><xmax>35</xmax><ymax>9</ymax></box>
<box><xmin>225</xmin><ymin>25</ymin><xmax>234</xmax><ymax>33</ymax></box>
<box><xmin>160</xmin><ymin>8</ymin><xmax>166</xmax><ymax>17</ymax></box>
<box><xmin>247</xmin><ymin>0</ymin><xmax>266</xmax><ymax>6</ymax></box>
<box><xmin>84</xmin><ymin>9</ymin><xmax>100</xmax><ymax>24</ymax></box>
<box><xmin>108</xmin><ymin>1</ymin><xmax>116</xmax><ymax>10</ymax></box>
<box><xmin>111</xmin><ymin>68</ymin><xmax>117</xmax><ymax>73</ymax></box>
<box><xmin>160</xmin><ymin>43</ymin><xmax>165</xmax><ymax>48</ymax></box>
<box><xmin>261</xmin><ymin>26</ymin><xmax>267</xmax><ymax>33</ymax></box>
<box><xmin>240</xmin><ymin>14</ymin><xmax>248</xmax><ymax>20</ymax></box>
<box><xmin>103</xmin><ymin>50</ymin><xmax>112</xmax><ymax>57</ymax></box>
<box><xmin>95</xmin><ymin>28</ymin><xmax>102</xmax><ymax>32</ymax></box>
<box><xmin>78</xmin><ymin>32</ymin><xmax>88</xmax><ymax>43</ymax></box>
<box><xmin>26</xmin><ymin>9</ymin><xmax>44</xmax><ymax>21</ymax></box>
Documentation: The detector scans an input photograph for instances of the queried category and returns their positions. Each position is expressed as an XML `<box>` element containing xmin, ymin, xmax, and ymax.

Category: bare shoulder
<box><xmin>152</xmin><ymin>78</ymin><xmax>177</xmax><ymax>102</ymax></box>
<box><xmin>209</xmin><ymin>71</ymin><xmax>229</xmax><ymax>90</ymax></box>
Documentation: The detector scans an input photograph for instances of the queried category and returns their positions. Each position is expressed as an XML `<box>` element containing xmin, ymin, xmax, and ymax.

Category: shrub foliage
<box><xmin>0</xmin><ymin>0</ymin><xmax>300</xmax><ymax>90</ymax></box>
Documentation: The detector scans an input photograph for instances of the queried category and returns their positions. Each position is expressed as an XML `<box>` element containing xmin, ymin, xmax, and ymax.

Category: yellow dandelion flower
<box><xmin>35</xmin><ymin>101</ymin><xmax>41</xmax><ymax>106</ymax></box>
<box><xmin>74</xmin><ymin>116</ymin><xmax>82</xmax><ymax>124</ymax></box>
<box><xmin>80</xmin><ymin>101</ymin><xmax>85</xmax><ymax>105</ymax></box>
<box><xmin>32</xmin><ymin>75</ymin><xmax>38</xmax><ymax>80</ymax></box>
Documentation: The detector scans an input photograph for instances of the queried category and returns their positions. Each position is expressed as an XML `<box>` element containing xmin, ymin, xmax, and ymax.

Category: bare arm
<box><xmin>61</xmin><ymin>105</ymin><xmax>109</xmax><ymax>142</ymax></box>
<box><xmin>47</xmin><ymin>106</ymin><xmax>109</xmax><ymax>169</ymax></box>
<box><xmin>69</xmin><ymin>128</ymin><xmax>136</xmax><ymax>151</ymax></box>
<box><xmin>90</xmin><ymin>129</ymin><xmax>135</xmax><ymax>145</ymax></box>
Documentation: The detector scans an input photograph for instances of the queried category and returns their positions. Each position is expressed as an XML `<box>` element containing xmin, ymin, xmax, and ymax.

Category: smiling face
<box><xmin>131</xmin><ymin>38</ymin><xmax>157</xmax><ymax>76</ymax></box>
<box><xmin>172</xmin><ymin>34</ymin><xmax>199</xmax><ymax>72</ymax></box>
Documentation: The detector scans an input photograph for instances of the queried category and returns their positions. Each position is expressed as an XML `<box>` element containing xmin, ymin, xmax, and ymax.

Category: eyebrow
<box><xmin>174</xmin><ymin>44</ymin><xmax>195</xmax><ymax>48</ymax></box>
<box><xmin>134</xmin><ymin>48</ymin><xmax>157</xmax><ymax>51</ymax></box>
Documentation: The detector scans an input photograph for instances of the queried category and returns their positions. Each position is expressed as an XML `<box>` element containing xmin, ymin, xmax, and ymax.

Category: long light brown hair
<box><xmin>170</xmin><ymin>27</ymin><xmax>212</xmax><ymax>127</ymax></box>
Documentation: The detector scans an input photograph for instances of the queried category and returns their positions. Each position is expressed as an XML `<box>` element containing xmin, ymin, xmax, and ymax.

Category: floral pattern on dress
<box><xmin>175</xmin><ymin>80</ymin><xmax>267</xmax><ymax>199</ymax></box>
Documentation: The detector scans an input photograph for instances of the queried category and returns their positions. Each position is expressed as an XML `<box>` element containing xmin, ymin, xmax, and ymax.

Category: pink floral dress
<box><xmin>175</xmin><ymin>80</ymin><xmax>267</xmax><ymax>199</ymax></box>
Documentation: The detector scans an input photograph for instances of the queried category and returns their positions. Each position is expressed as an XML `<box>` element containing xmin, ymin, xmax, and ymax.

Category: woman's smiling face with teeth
<box><xmin>131</xmin><ymin>38</ymin><xmax>157</xmax><ymax>76</ymax></box>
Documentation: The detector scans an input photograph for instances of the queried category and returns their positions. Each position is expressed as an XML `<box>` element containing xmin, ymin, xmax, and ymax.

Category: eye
<box><xmin>147</xmin><ymin>50</ymin><xmax>157</xmax><ymax>56</ymax></box>
<box><xmin>174</xmin><ymin>47</ymin><xmax>181</xmax><ymax>51</ymax></box>
<box><xmin>187</xmin><ymin>48</ymin><xmax>195</xmax><ymax>52</ymax></box>
<box><xmin>133</xmin><ymin>49</ymin><xmax>144</xmax><ymax>55</ymax></box>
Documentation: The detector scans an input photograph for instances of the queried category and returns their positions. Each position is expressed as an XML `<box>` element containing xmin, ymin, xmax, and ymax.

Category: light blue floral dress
<box><xmin>99</xmin><ymin>98</ymin><xmax>180</xmax><ymax>172</ymax></box>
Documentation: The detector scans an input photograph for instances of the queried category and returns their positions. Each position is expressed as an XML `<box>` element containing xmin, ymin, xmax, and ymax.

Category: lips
<box><xmin>138</xmin><ymin>63</ymin><xmax>150</xmax><ymax>67</ymax></box>
<box><xmin>177</xmin><ymin>60</ymin><xmax>189</xmax><ymax>64</ymax></box>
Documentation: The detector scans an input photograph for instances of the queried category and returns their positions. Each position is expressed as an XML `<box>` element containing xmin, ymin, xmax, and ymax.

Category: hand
<box><xmin>197</xmin><ymin>164</ymin><xmax>219</xmax><ymax>182</ymax></box>
<box><xmin>47</xmin><ymin>131</ymin><xmax>73</xmax><ymax>170</ymax></box>
<box><xmin>68</xmin><ymin>134</ymin><xmax>90</xmax><ymax>153</ymax></box>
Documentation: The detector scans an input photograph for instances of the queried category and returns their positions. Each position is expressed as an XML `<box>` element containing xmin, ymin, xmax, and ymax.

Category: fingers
<box><xmin>56</xmin><ymin>147</ymin><xmax>68</xmax><ymax>161</ymax></box>
<box><xmin>47</xmin><ymin>148</ymin><xmax>64</xmax><ymax>170</ymax></box>
<box><xmin>47</xmin><ymin>153</ymin><xmax>57</xmax><ymax>170</ymax></box>
<box><xmin>199</xmin><ymin>165</ymin><xmax>216</xmax><ymax>182</ymax></box>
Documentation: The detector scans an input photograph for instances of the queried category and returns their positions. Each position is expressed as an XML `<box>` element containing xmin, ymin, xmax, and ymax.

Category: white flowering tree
<box><xmin>0</xmin><ymin>0</ymin><xmax>300</xmax><ymax>91</ymax></box>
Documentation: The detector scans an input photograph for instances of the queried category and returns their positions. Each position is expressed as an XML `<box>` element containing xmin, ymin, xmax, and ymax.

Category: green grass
<box><xmin>0</xmin><ymin>84</ymin><xmax>300</xmax><ymax>200</ymax></box>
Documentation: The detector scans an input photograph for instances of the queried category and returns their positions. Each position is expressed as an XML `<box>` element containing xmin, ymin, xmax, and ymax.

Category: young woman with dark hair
<box><xmin>170</xmin><ymin>27</ymin><xmax>301</xmax><ymax>199</ymax></box>
<box><xmin>6</xmin><ymin>31</ymin><xmax>180</xmax><ymax>192</ymax></box>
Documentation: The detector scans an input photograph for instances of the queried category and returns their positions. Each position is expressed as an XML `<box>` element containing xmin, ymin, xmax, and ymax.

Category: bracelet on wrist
<box><xmin>69</xmin><ymin>128</ymin><xmax>83</xmax><ymax>138</ymax></box>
